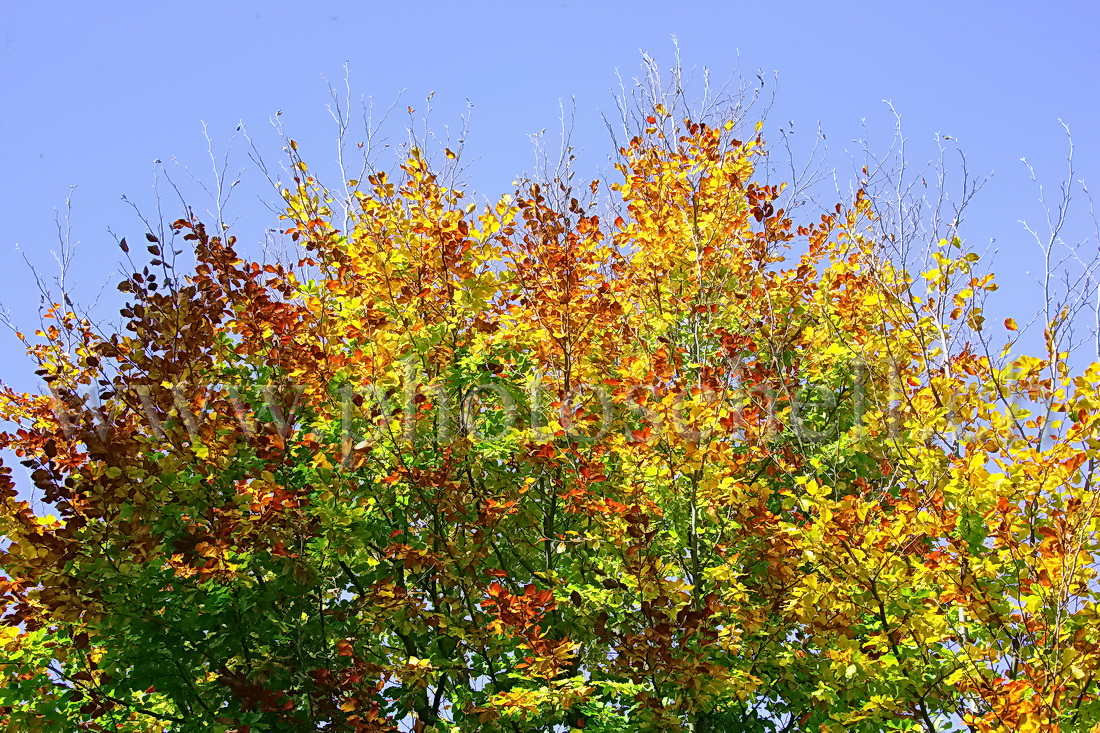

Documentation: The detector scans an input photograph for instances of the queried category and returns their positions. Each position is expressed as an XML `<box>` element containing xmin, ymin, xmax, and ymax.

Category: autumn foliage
<box><xmin>2</xmin><ymin>106</ymin><xmax>1100</xmax><ymax>733</ymax></box>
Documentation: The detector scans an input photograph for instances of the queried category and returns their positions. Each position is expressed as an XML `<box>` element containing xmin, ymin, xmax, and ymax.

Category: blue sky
<box><xmin>1</xmin><ymin>0</ymin><xmax>1098</xmax><ymax>388</ymax></box>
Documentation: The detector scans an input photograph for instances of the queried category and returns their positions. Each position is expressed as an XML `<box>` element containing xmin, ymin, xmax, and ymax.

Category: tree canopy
<box><xmin>2</xmin><ymin>100</ymin><xmax>1100</xmax><ymax>733</ymax></box>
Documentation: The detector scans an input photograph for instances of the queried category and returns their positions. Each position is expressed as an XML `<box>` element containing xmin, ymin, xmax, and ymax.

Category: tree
<box><xmin>2</xmin><ymin>78</ymin><xmax>1100</xmax><ymax>733</ymax></box>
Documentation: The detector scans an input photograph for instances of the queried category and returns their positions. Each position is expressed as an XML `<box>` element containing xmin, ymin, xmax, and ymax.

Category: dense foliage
<box><xmin>2</xmin><ymin>108</ymin><xmax>1100</xmax><ymax>732</ymax></box>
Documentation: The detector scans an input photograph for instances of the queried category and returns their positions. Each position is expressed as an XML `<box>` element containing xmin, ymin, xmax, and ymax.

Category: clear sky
<box><xmin>1</xmin><ymin>0</ymin><xmax>1098</xmax><ymax>389</ymax></box>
